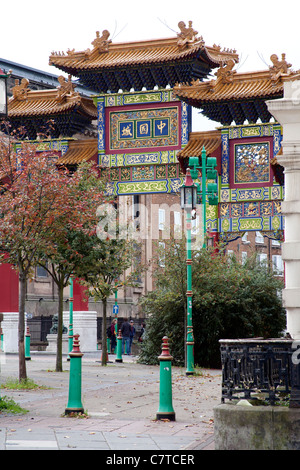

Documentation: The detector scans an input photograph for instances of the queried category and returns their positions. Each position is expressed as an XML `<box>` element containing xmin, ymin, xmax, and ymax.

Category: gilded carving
<box><xmin>211</xmin><ymin>59</ymin><xmax>236</xmax><ymax>88</ymax></box>
<box><xmin>11</xmin><ymin>78</ymin><xmax>30</xmax><ymax>101</ymax></box>
<box><xmin>55</xmin><ymin>75</ymin><xmax>78</xmax><ymax>103</ymax></box>
<box><xmin>177</xmin><ymin>21</ymin><xmax>204</xmax><ymax>50</ymax></box>
<box><xmin>269</xmin><ymin>53</ymin><xmax>292</xmax><ymax>82</ymax></box>
<box><xmin>92</xmin><ymin>30</ymin><xmax>112</xmax><ymax>53</ymax></box>
<box><xmin>220</xmin><ymin>203</ymin><xmax>230</xmax><ymax>217</ymax></box>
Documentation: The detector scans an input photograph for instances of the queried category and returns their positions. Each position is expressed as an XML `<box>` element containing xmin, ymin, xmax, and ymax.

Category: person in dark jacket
<box><xmin>121</xmin><ymin>318</ymin><xmax>131</xmax><ymax>354</ymax></box>
<box><xmin>110</xmin><ymin>318</ymin><xmax>117</xmax><ymax>353</ymax></box>
<box><xmin>129</xmin><ymin>320</ymin><xmax>136</xmax><ymax>355</ymax></box>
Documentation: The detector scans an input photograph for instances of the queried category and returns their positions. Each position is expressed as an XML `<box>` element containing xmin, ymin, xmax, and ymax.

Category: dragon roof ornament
<box><xmin>11</xmin><ymin>78</ymin><xmax>30</xmax><ymax>101</ymax></box>
<box><xmin>52</xmin><ymin>29</ymin><xmax>112</xmax><ymax>59</ymax></box>
<box><xmin>177</xmin><ymin>20</ymin><xmax>205</xmax><ymax>50</ymax></box>
<box><xmin>55</xmin><ymin>74</ymin><xmax>79</xmax><ymax>103</ymax></box>
<box><xmin>91</xmin><ymin>30</ymin><xmax>112</xmax><ymax>53</ymax></box>
<box><xmin>269</xmin><ymin>53</ymin><xmax>293</xmax><ymax>82</ymax></box>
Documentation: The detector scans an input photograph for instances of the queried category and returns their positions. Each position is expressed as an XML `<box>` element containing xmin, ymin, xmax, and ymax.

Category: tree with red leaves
<box><xmin>0</xmin><ymin>139</ymin><xmax>105</xmax><ymax>379</ymax></box>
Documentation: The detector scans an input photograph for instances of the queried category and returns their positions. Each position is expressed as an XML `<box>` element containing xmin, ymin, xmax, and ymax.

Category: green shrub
<box><xmin>138</xmin><ymin>241</ymin><xmax>286</xmax><ymax>368</ymax></box>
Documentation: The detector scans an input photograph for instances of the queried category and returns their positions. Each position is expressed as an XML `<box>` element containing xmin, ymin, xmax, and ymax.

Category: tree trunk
<box><xmin>101</xmin><ymin>298</ymin><xmax>108</xmax><ymax>366</ymax></box>
<box><xmin>56</xmin><ymin>282</ymin><xmax>64</xmax><ymax>372</ymax></box>
<box><xmin>18</xmin><ymin>272</ymin><xmax>27</xmax><ymax>382</ymax></box>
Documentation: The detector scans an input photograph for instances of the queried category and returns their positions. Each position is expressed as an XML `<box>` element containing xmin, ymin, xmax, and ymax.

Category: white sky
<box><xmin>1</xmin><ymin>0</ymin><xmax>299</xmax><ymax>130</ymax></box>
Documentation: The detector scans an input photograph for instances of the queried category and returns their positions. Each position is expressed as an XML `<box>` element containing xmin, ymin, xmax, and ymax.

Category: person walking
<box><xmin>110</xmin><ymin>318</ymin><xmax>117</xmax><ymax>353</ymax></box>
<box><xmin>121</xmin><ymin>318</ymin><xmax>131</xmax><ymax>355</ymax></box>
<box><xmin>129</xmin><ymin>320</ymin><xmax>136</xmax><ymax>355</ymax></box>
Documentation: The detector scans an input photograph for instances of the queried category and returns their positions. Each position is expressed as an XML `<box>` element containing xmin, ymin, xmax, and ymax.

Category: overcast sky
<box><xmin>1</xmin><ymin>0</ymin><xmax>298</xmax><ymax>130</ymax></box>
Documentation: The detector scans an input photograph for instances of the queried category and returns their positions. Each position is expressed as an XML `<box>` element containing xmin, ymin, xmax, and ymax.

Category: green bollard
<box><xmin>65</xmin><ymin>334</ymin><xmax>84</xmax><ymax>414</ymax></box>
<box><xmin>156</xmin><ymin>336</ymin><xmax>176</xmax><ymax>421</ymax></box>
<box><xmin>115</xmin><ymin>329</ymin><xmax>123</xmax><ymax>363</ymax></box>
<box><xmin>25</xmin><ymin>326</ymin><xmax>31</xmax><ymax>361</ymax></box>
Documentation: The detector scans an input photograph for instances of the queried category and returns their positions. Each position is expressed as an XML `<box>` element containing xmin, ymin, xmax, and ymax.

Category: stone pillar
<box><xmin>63</xmin><ymin>311</ymin><xmax>97</xmax><ymax>352</ymax></box>
<box><xmin>267</xmin><ymin>78</ymin><xmax>300</xmax><ymax>339</ymax></box>
<box><xmin>1</xmin><ymin>312</ymin><xmax>18</xmax><ymax>353</ymax></box>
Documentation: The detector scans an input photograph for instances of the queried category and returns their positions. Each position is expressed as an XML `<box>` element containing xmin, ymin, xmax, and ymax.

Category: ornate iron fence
<box><xmin>220</xmin><ymin>338</ymin><xmax>294</xmax><ymax>406</ymax></box>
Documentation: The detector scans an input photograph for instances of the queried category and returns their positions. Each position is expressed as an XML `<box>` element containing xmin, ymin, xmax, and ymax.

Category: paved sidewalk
<box><xmin>0</xmin><ymin>351</ymin><xmax>221</xmax><ymax>452</ymax></box>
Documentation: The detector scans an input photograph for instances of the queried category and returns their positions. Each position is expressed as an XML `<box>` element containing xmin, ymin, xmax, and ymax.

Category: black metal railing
<box><xmin>27</xmin><ymin>315</ymin><xmax>53</xmax><ymax>343</ymax></box>
<box><xmin>220</xmin><ymin>338</ymin><xmax>294</xmax><ymax>406</ymax></box>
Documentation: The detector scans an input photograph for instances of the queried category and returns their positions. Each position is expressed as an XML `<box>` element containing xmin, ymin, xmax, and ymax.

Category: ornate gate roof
<box><xmin>6</xmin><ymin>75</ymin><xmax>97</xmax><ymax>139</ymax></box>
<box><xmin>49</xmin><ymin>22</ymin><xmax>239</xmax><ymax>93</ymax></box>
<box><xmin>173</xmin><ymin>54</ymin><xmax>300</xmax><ymax>125</ymax></box>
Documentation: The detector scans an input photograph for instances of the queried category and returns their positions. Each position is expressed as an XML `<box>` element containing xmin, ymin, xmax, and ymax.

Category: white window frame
<box><xmin>255</xmin><ymin>231</ymin><xmax>264</xmax><ymax>244</ymax></box>
<box><xmin>272</xmin><ymin>254</ymin><xmax>284</xmax><ymax>276</ymax></box>
<box><xmin>159</xmin><ymin>208</ymin><xmax>165</xmax><ymax>231</ymax></box>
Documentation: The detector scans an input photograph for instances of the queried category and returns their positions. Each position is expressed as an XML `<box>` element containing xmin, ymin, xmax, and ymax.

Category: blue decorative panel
<box><xmin>234</xmin><ymin>141</ymin><xmax>270</xmax><ymax>185</ymax></box>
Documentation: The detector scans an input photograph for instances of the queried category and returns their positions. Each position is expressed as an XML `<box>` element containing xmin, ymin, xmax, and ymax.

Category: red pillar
<box><xmin>73</xmin><ymin>279</ymin><xmax>89</xmax><ymax>311</ymax></box>
<box><xmin>0</xmin><ymin>262</ymin><xmax>19</xmax><ymax>312</ymax></box>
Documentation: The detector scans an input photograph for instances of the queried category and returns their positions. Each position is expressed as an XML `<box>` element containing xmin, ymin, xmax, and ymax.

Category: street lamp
<box><xmin>0</xmin><ymin>69</ymin><xmax>9</xmax><ymax>117</ymax></box>
<box><xmin>181</xmin><ymin>168</ymin><xmax>197</xmax><ymax>375</ymax></box>
<box><xmin>189</xmin><ymin>146</ymin><xmax>218</xmax><ymax>248</ymax></box>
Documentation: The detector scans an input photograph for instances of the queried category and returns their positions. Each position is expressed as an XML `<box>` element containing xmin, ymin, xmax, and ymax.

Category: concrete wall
<box><xmin>214</xmin><ymin>404</ymin><xmax>300</xmax><ymax>450</ymax></box>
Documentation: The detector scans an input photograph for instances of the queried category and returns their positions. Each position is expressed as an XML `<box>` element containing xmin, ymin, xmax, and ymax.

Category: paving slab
<box><xmin>0</xmin><ymin>351</ymin><xmax>221</xmax><ymax>452</ymax></box>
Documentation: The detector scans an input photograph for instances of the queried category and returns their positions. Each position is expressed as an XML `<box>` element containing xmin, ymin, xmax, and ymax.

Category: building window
<box><xmin>242</xmin><ymin>251</ymin><xmax>247</xmax><ymax>265</ymax></box>
<box><xmin>257</xmin><ymin>252</ymin><xmax>268</xmax><ymax>266</ymax></box>
<box><xmin>242</xmin><ymin>232</ymin><xmax>250</xmax><ymax>245</ymax></box>
<box><xmin>174</xmin><ymin>211</ymin><xmax>182</xmax><ymax>236</ymax></box>
<box><xmin>159</xmin><ymin>208</ymin><xmax>165</xmax><ymax>231</ymax></box>
<box><xmin>272</xmin><ymin>254</ymin><xmax>284</xmax><ymax>276</ymax></box>
<box><xmin>36</xmin><ymin>264</ymin><xmax>48</xmax><ymax>278</ymax></box>
<box><xmin>158</xmin><ymin>241</ymin><xmax>165</xmax><ymax>267</ymax></box>
<box><xmin>255</xmin><ymin>231</ymin><xmax>264</xmax><ymax>244</ymax></box>
<box><xmin>272</xmin><ymin>239</ymin><xmax>281</xmax><ymax>247</ymax></box>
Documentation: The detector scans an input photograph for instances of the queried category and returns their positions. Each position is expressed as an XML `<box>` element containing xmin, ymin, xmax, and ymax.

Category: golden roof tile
<box><xmin>174</xmin><ymin>54</ymin><xmax>300</xmax><ymax>105</ymax></box>
<box><xmin>8</xmin><ymin>76</ymin><xmax>97</xmax><ymax>119</ymax></box>
<box><xmin>58</xmin><ymin>139</ymin><xmax>98</xmax><ymax>165</ymax></box>
<box><xmin>49</xmin><ymin>22</ymin><xmax>239</xmax><ymax>92</ymax></box>
<box><xmin>50</xmin><ymin>37</ymin><xmax>238</xmax><ymax>71</ymax></box>
<box><xmin>173</xmin><ymin>54</ymin><xmax>300</xmax><ymax>125</ymax></box>
<box><xmin>173</xmin><ymin>70</ymin><xmax>284</xmax><ymax>105</ymax></box>
<box><xmin>177</xmin><ymin>130</ymin><xmax>221</xmax><ymax>159</ymax></box>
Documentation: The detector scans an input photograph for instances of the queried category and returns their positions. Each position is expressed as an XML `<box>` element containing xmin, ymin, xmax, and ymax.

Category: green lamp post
<box><xmin>67</xmin><ymin>275</ymin><xmax>74</xmax><ymax>361</ymax></box>
<box><xmin>189</xmin><ymin>146</ymin><xmax>218</xmax><ymax>248</ymax></box>
<box><xmin>181</xmin><ymin>168</ymin><xmax>197</xmax><ymax>375</ymax></box>
<box><xmin>114</xmin><ymin>279</ymin><xmax>119</xmax><ymax>335</ymax></box>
